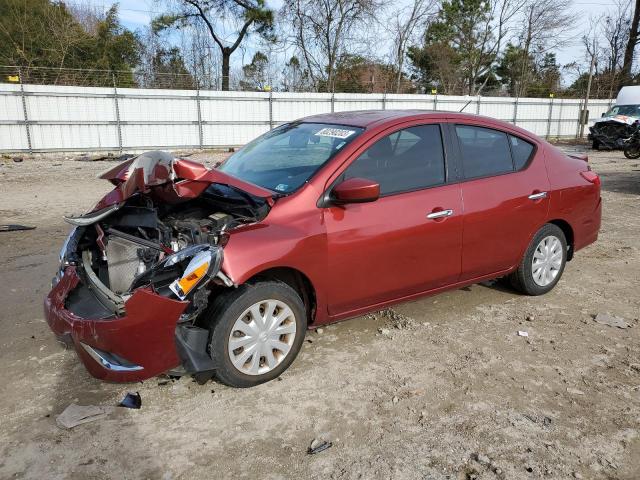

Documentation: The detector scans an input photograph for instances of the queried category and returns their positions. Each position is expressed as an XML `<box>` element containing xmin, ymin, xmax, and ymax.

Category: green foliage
<box><xmin>239</xmin><ymin>51</ymin><xmax>270</xmax><ymax>90</ymax></box>
<box><xmin>0</xmin><ymin>0</ymin><xmax>140</xmax><ymax>85</ymax></box>
<box><xmin>408</xmin><ymin>0</ymin><xmax>496</xmax><ymax>94</ymax></box>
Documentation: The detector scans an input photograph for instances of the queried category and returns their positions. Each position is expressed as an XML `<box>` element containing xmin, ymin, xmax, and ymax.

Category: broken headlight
<box><xmin>130</xmin><ymin>244</ymin><xmax>223</xmax><ymax>300</ymax></box>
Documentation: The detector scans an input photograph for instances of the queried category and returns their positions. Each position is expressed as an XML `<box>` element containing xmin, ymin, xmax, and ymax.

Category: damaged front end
<box><xmin>589</xmin><ymin>115</ymin><xmax>638</xmax><ymax>149</ymax></box>
<box><xmin>45</xmin><ymin>151</ymin><xmax>273</xmax><ymax>383</ymax></box>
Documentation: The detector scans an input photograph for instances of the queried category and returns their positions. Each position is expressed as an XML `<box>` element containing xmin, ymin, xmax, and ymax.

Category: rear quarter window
<box><xmin>509</xmin><ymin>135</ymin><xmax>535</xmax><ymax>170</ymax></box>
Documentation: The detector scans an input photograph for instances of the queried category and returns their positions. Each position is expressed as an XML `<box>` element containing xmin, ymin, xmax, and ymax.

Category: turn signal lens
<box><xmin>580</xmin><ymin>170</ymin><xmax>601</xmax><ymax>187</ymax></box>
<box><xmin>169</xmin><ymin>250</ymin><xmax>212</xmax><ymax>300</ymax></box>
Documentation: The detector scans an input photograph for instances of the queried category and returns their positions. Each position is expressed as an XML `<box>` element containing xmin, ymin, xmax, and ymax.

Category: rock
<box><xmin>392</xmin><ymin>396</ymin><xmax>399</xmax><ymax>405</ymax></box>
<box><xmin>316</xmin><ymin>328</ymin><xmax>324</xmax><ymax>334</ymax></box>
<box><xmin>526</xmin><ymin>315</ymin><xmax>535</xmax><ymax>322</ymax></box>
<box><xmin>12</xmin><ymin>156</ymin><xmax>23</xmax><ymax>163</ymax></box>
<box><xmin>573</xmin><ymin>472</ymin><xmax>583</xmax><ymax>479</ymax></box>
<box><xmin>476</xmin><ymin>453</ymin><xmax>490</xmax><ymax>465</ymax></box>
<box><xmin>378</xmin><ymin>327</ymin><xmax>391</xmax><ymax>336</ymax></box>
<box><xmin>593</xmin><ymin>313</ymin><xmax>630</xmax><ymax>329</ymax></box>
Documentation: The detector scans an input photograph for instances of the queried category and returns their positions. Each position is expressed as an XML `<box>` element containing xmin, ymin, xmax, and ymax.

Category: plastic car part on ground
<box><xmin>56</xmin><ymin>404</ymin><xmax>115</xmax><ymax>429</ymax></box>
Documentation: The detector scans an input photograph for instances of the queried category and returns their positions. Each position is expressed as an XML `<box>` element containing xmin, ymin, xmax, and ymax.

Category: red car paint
<box><xmin>44</xmin><ymin>110</ymin><xmax>601</xmax><ymax>382</ymax></box>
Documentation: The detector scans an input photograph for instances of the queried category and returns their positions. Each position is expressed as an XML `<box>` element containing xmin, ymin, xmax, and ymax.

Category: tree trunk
<box><xmin>621</xmin><ymin>0</ymin><xmax>640</xmax><ymax>90</ymax></box>
<box><xmin>221</xmin><ymin>50</ymin><xmax>231</xmax><ymax>91</ymax></box>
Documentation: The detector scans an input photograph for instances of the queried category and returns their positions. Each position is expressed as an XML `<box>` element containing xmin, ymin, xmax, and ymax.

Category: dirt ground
<box><xmin>0</xmin><ymin>146</ymin><xmax>638</xmax><ymax>480</ymax></box>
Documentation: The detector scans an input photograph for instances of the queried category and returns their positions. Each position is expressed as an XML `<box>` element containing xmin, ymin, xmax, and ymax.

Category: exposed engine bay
<box><xmin>54</xmin><ymin>151</ymin><xmax>274</xmax><ymax>380</ymax></box>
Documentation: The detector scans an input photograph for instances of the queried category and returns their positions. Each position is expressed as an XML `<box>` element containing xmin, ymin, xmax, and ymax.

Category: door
<box><xmin>453</xmin><ymin>124</ymin><xmax>550</xmax><ymax>279</ymax></box>
<box><xmin>323</xmin><ymin>124</ymin><xmax>464</xmax><ymax>316</ymax></box>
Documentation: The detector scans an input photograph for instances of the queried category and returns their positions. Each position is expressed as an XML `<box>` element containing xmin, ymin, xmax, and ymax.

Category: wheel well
<box><xmin>548</xmin><ymin>219</ymin><xmax>574</xmax><ymax>260</ymax></box>
<box><xmin>247</xmin><ymin>267</ymin><xmax>317</xmax><ymax>324</ymax></box>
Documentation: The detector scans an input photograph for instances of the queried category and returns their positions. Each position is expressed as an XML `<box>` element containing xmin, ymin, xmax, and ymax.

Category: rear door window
<box><xmin>455</xmin><ymin>125</ymin><xmax>513</xmax><ymax>179</ymax></box>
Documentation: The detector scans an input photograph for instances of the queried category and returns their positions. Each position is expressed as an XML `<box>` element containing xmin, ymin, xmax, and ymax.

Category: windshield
<box><xmin>606</xmin><ymin>105</ymin><xmax>640</xmax><ymax>117</ymax></box>
<box><xmin>219</xmin><ymin>122</ymin><xmax>363</xmax><ymax>193</ymax></box>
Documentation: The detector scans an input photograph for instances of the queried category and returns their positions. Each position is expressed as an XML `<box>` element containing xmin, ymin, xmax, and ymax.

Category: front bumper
<box><xmin>44</xmin><ymin>266</ymin><xmax>188</xmax><ymax>382</ymax></box>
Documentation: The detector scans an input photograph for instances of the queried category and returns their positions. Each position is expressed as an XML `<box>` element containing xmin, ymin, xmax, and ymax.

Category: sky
<box><xmin>76</xmin><ymin>0</ymin><xmax>626</xmax><ymax>83</ymax></box>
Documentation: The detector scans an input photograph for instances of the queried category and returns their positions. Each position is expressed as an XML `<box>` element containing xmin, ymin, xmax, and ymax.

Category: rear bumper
<box><xmin>44</xmin><ymin>266</ymin><xmax>188</xmax><ymax>382</ymax></box>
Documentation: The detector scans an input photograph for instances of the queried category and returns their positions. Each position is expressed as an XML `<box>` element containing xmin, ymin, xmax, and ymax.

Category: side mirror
<box><xmin>601</xmin><ymin>112</ymin><xmax>605</xmax><ymax>117</ymax></box>
<box><xmin>332</xmin><ymin>177</ymin><xmax>380</xmax><ymax>204</ymax></box>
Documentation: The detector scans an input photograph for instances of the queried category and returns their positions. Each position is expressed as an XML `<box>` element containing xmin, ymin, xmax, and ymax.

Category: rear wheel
<box><xmin>510</xmin><ymin>224</ymin><xmax>567</xmax><ymax>296</ymax></box>
<box><xmin>592</xmin><ymin>140</ymin><xmax>600</xmax><ymax>150</ymax></box>
<box><xmin>624</xmin><ymin>144</ymin><xmax>640</xmax><ymax>159</ymax></box>
<box><xmin>207</xmin><ymin>280</ymin><xmax>307</xmax><ymax>388</ymax></box>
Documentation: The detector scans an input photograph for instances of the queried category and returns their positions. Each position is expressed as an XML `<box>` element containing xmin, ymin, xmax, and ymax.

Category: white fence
<box><xmin>0</xmin><ymin>83</ymin><xmax>614</xmax><ymax>153</ymax></box>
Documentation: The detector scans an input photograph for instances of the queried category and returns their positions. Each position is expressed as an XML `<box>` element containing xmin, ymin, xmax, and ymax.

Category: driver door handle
<box><xmin>528</xmin><ymin>191</ymin><xmax>548</xmax><ymax>200</ymax></box>
<box><xmin>427</xmin><ymin>209</ymin><xmax>453</xmax><ymax>219</ymax></box>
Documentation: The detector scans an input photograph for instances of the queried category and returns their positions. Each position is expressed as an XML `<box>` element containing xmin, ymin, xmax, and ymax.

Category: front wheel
<box><xmin>509</xmin><ymin>224</ymin><xmax>567</xmax><ymax>296</ymax></box>
<box><xmin>207</xmin><ymin>280</ymin><xmax>307</xmax><ymax>388</ymax></box>
<box><xmin>624</xmin><ymin>143</ymin><xmax>640</xmax><ymax>159</ymax></box>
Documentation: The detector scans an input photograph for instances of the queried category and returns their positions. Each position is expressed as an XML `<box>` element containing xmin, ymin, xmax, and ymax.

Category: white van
<box><xmin>590</xmin><ymin>86</ymin><xmax>640</xmax><ymax>149</ymax></box>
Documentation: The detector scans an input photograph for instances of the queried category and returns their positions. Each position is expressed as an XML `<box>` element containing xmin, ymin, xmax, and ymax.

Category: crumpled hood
<box><xmin>91</xmin><ymin>151</ymin><xmax>274</xmax><ymax>212</ymax></box>
<box><xmin>593</xmin><ymin>114</ymin><xmax>638</xmax><ymax>126</ymax></box>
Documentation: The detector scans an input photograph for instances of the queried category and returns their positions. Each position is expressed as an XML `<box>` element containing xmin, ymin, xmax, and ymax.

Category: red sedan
<box><xmin>45</xmin><ymin>110</ymin><xmax>601</xmax><ymax>387</ymax></box>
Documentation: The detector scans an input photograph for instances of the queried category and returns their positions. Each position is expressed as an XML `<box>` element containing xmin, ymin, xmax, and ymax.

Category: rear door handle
<box><xmin>528</xmin><ymin>191</ymin><xmax>547</xmax><ymax>200</ymax></box>
<box><xmin>427</xmin><ymin>209</ymin><xmax>453</xmax><ymax>219</ymax></box>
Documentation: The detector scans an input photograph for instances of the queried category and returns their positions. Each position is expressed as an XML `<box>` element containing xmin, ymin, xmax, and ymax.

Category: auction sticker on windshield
<box><xmin>315</xmin><ymin>128</ymin><xmax>356</xmax><ymax>139</ymax></box>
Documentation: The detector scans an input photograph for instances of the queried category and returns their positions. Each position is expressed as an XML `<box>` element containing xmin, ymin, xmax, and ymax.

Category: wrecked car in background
<box><xmin>45</xmin><ymin>111</ymin><xmax>602</xmax><ymax>388</ymax></box>
<box><xmin>589</xmin><ymin>86</ymin><xmax>640</xmax><ymax>150</ymax></box>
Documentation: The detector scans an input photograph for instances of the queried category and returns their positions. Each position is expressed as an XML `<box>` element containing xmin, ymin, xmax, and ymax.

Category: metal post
<box><xmin>557</xmin><ymin>99</ymin><xmax>563</xmax><ymax>139</ymax></box>
<box><xmin>512</xmin><ymin>97</ymin><xmax>519</xmax><ymax>125</ymax></box>
<box><xmin>546</xmin><ymin>97</ymin><xmax>554</xmax><ymax>140</ymax></box>
<box><xmin>268</xmin><ymin>90</ymin><xmax>273</xmax><ymax>130</ymax></box>
<box><xmin>579</xmin><ymin>37</ymin><xmax>597</xmax><ymax>139</ymax></box>
<box><xmin>18</xmin><ymin>68</ymin><xmax>32</xmax><ymax>154</ymax></box>
<box><xmin>330</xmin><ymin>92</ymin><xmax>335</xmax><ymax>113</ymax></box>
<box><xmin>112</xmin><ymin>74</ymin><xmax>122</xmax><ymax>154</ymax></box>
<box><xmin>434</xmin><ymin>93</ymin><xmax>438</xmax><ymax>111</ymax></box>
<box><xmin>196</xmin><ymin>83</ymin><xmax>203</xmax><ymax>149</ymax></box>
<box><xmin>476</xmin><ymin>95</ymin><xmax>481</xmax><ymax>115</ymax></box>
<box><xmin>382</xmin><ymin>92</ymin><xmax>386</xmax><ymax>110</ymax></box>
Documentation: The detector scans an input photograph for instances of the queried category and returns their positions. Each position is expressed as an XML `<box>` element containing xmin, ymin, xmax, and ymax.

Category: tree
<box><xmin>387</xmin><ymin>0</ymin><xmax>435</xmax><ymax>93</ymax></box>
<box><xmin>281</xmin><ymin>55</ymin><xmax>312</xmax><ymax>91</ymax></box>
<box><xmin>408</xmin><ymin>0</ymin><xmax>522</xmax><ymax>95</ymax></box>
<box><xmin>281</xmin><ymin>0</ymin><xmax>380</xmax><ymax>92</ymax></box>
<box><xmin>512</xmin><ymin>0</ymin><xmax>572</xmax><ymax>97</ymax></box>
<box><xmin>621</xmin><ymin>0</ymin><xmax>640</xmax><ymax>88</ymax></box>
<box><xmin>239</xmin><ymin>51</ymin><xmax>270</xmax><ymax>90</ymax></box>
<box><xmin>154</xmin><ymin>0</ymin><xmax>274</xmax><ymax>91</ymax></box>
<box><xmin>150</xmin><ymin>47</ymin><xmax>196</xmax><ymax>88</ymax></box>
<box><xmin>0</xmin><ymin>1</ymin><xmax>140</xmax><ymax>86</ymax></box>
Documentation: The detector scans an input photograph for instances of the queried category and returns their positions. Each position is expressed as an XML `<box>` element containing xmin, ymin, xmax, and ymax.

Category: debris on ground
<box><xmin>118</xmin><ymin>392</ymin><xmax>142</xmax><ymax>409</ymax></box>
<box><xmin>12</xmin><ymin>156</ymin><xmax>23</xmax><ymax>163</ymax></box>
<box><xmin>74</xmin><ymin>153</ymin><xmax>135</xmax><ymax>162</ymax></box>
<box><xmin>307</xmin><ymin>438</ymin><xmax>332</xmax><ymax>455</ymax></box>
<box><xmin>567</xmin><ymin>387</ymin><xmax>585</xmax><ymax>395</ymax></box>
<box><xmin>0</xmin><ymin>224</ymin><xmax>36</xmax><ymax>232</ymax></box>
<box><xmin>316</xmin><ymin>328</ymin><xmax>324</xmax><ymax>334</ymax></box>
<box><xmin>593</xmin><ymin>313</ymin><xmax>630</xmax><ymax>329</ymax></box>
<box><xmin>392</xmin><ymin>396</ymin><xmax>399</xmax><ymax>405</ymax></box>
<box><xmin>517</xmin><ymin>331</ymin><xmax>529</xmax><ymax>337</ymax></box>
<box><xmin>56</xmin><ymin>404</ymin><xmax>115</xmax><ymax>429</ymax></box>
<box><xmin>378</xmin><ymin>327</ymin><xmax>391</xmax><ymax>336</ymax></box>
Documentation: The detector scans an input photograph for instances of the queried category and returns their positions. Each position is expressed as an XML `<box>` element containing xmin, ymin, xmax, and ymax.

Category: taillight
<box><xmin>581</xmin><ymin>170</ymin><xmax>601</xmax><ymax>187</ymax></box>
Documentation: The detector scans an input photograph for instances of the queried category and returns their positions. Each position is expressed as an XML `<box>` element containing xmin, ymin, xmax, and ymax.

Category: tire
<box><xmin>624</xmin><ymin>144</ymin><xmax>640</xmax><ymax>159</ymax></box>
<box><xmin>592</xmin><ymin>140</ymin><xmax>600</xmax><ymax>150</ymax></box>
<box><xmin>509</xmin><ymin>224</ymin><xmax>567</xmax><ymax>296</ymax></box>
<box><xmin>206</xmin><ymin>280</ymin><xmax>307</xmax><ymax>388</ymax></box>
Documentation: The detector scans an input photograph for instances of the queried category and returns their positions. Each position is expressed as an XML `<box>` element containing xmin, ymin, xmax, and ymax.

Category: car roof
<box><xmin>299</xmin><ymin>109</ymin><xmax>541</xmax><ymax>141</ymax></box>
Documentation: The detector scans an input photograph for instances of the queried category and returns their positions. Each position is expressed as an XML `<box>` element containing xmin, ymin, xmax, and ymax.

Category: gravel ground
<box><xmin>0</xmin><ymin>146</ymin><xmax>638</xmax><ymax>480</ymax></box>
